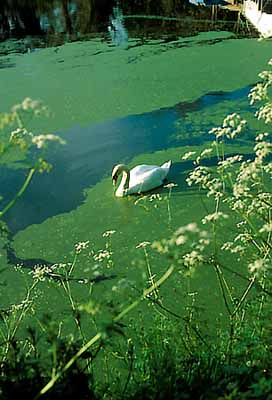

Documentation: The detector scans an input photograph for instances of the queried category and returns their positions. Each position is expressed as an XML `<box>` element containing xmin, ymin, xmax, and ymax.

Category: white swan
<box><xmin>112</xmin><ymin>160</ymin><xmax>171</xmax><ymax>197</ymax></box>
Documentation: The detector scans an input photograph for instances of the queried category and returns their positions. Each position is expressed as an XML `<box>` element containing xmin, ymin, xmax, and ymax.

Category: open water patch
<box><xmin>0</xmin><ymin>84</ymin><xmax>253</xmax><ymax>234</ymax></box>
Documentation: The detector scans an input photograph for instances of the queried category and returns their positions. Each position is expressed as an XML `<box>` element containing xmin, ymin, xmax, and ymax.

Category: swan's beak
<box><xmin>112</xmin><ymin>174</ymin><xmax>117</xmax><ymax>186</ymax></box>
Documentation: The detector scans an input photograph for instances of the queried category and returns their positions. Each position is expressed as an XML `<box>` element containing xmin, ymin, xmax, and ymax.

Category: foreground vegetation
<box><xmin>0</xmin><ymin>59</ymin><xmax>271</xmax><ymax>399</ymax></box>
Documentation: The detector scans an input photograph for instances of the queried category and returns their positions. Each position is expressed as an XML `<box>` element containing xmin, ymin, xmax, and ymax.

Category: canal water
<box><xmin>0</xmin><ymin>2</ymin><xmax>271</xmax><ymax>331</ymax></box>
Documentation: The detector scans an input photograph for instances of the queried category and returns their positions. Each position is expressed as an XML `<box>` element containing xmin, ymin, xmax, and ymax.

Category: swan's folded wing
<box><xmin>130</xmin><ymin>165</ymin><xmax>158</xmax><ymax>180</ymax></box>
<box><xmin>128</xmin><ymin>165</ymin><xmax>167</xmax><ymax>194</ymax></box>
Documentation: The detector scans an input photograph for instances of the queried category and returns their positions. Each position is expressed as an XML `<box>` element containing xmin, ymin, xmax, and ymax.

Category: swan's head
<box><xmin>112</xmin><ymin>164</ymin><xmax>126</xmax><ymax>186</ymax></box>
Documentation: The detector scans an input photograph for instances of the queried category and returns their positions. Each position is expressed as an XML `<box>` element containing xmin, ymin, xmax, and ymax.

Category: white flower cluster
<box><xmin>172</xmin><ymin>225</ymin><xmax>210</xmax><ymax>271</ymax></box>
<box><xmin>230</xmin><ymin>136</ymin><xmax>271</xmax><ymax>206</ymax></box>
<box><xmin>181</xmin><ymin>151</ymin><xmax>196</xmax><ymax>160</ymax></box>
<box><xmin>164</xmin><ymin>183</ymin><xmax>178</xmax><ymax>189</ymax></box>
<box><xmin>31</xmin><ymin>265</ymin><xmax>55</xmax><ymax>282</ymax></box>
<box><xmin>234</xmin><ymin>233</ymin><xmax>252</xmax><ymax>244</ymax></box>
<box><xmin>202</xmin><ymin>212</ymin><xmax>229</xmax><ymax>225</ymax></box>
<box><xmin>102</xmin><ymin>230</ymin><xmax>116</xmax><ymax>238</ymax></box>
<box><xmin>218</xmin><ymin>155</ymin><xmax>243</xmax><ymax>170</ymax></box>
<box><xmin>183</xmin><ymin>250</ymin><xmax>204</xmax><ymax>268</ymax></box>
<box><xmin>182</xmin><ymin>59</ymin><xmax>272</xmax><ymax>279</ymax></box>
<box><xmin>11</xmin><ymin>298</ymin><xmax>32</xmax><ymax>312</ymax></box>
<box><xmin>10</xmin><ymin>127</ymin><xmax>32</xmax><ymax>140</ymax></box>
<box><xmin>221</xmin><ymin>241</ymin><xmax>245</xmax><ymax>256</ymax></box>
<box><xmin>258</xmin><ymin>69</ymin><xmax>272</xmax><ymax>83</ymax></box>
<box><xmin>186</xmin><ymin>166</ymin><xmax>210</xmax><ymax>187</ymax></box>
<box><xmin>75</xmin><ymin>241</ymin><xmax>90</xmax><ymax>254</ymax></box>
<box><xmin>232</xmin><ymin>162</ymin><xmax>258</xmax><ymax>199</ymax></box>
<box><xmin>151</xmin><ymin>222</ymin><xmax>210</xmax><ymax>271</ymax></box>
<box><xmin>249</xmin><ymin>66</ymin><xmax>272</xmax><ymax>105</ymax></box>
<box><xmin>248</xmin><ymin>259</ymin><xmax>268</xmax><ymax>276</ymax></box>
<box><xmin>176</xmin><ymin>223</ymin><xmax>199</xmax><ymax>234</ymax></box>
<box><xmin>151</xmin><ymin>239</ymin><xmax>170</xmax><ymax>254</ymax></box>
<box><xmin>93</xmin><ymin>249</ymin><xmax>112</xmax><ymax>262</ymax></box>
<box><xmin>254</xmin><ymin>139</ymin><xmax>272</xmax><ymax>161</ymax></box>
<box><xmin>249</xmin><ymin>83</ymin><xmax>268</xmax><ymax>105</ymax></box>
<box><xmin>209</xmin><ymin>113</ymin><xmax>246</xmax><ymax>140</ymax></box>
<box><xmin>149</xmin><ymin>194</ymin><xmax>163</xmax><ymax>201</ymax></box>
<box><xmin>195</xmin><ymin>148</ymin><xmax>213</xmax><ymax>164</ymax></box>
<box><xmin>249</xmin><ymin>61</ymin><xmax>272</xmax><ymax>125</ymax></box>
<box><xmin>187</xmin><ymin>166</ymin><xmax>223</xmax><ymax>200</ymax></box>
<box><xmin>136</xmin><ymin>241</ymin><xmax>151</xmax><ymax>249</ymax></box>
<box><xmin>32</xmin><ymin>134</ymin><xmax>65</xmax><ymax>149</ymax></box>
<box><xmin>9</xmin><ymin>127</ymin><xmax>33</xmax><ymax>148</ymax></box>
<box><xmin>174</xmin><ymin>223</ymin><xmax>199</xmax><ymax>246</ymax></box>
<box><xmin>256</xmin><ymin>132</ymin><xmax>269</xmax><ymax>141</ymax></box>
<box><xmin>12</xmin><ymin>97</ymin><xmax>48</xmax><ymax>116</ymax></box>
<box><xmin>259</xmin><ymin>223</ymin><xmax>272</xmax><ymax>233</ymax></box>
<box><xmin>256</xmin><ymin>103</ymin><xmax>272</xmax><ymax>124</ymax></box>
<box><xmin>134</xmin><ymin>194</ymin><xmax>163</xmax><ymax>207</ymax></box>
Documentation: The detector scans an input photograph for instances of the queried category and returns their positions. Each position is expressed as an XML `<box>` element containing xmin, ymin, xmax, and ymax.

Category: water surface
<box><xmin>0</xmin><ymin>20</ymin><xmax>270</xmax><ymax>330</ymax></box>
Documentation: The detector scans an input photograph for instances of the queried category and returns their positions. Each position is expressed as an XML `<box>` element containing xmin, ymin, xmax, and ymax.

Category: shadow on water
<box><xmin>175</xmin><ymin>85</ymin><xmax>252</xmax><ymax>115</ymax></box>
<box><xmin>1</xmin><ymin>84</ymin><xmax>252</xmax><ymax>235</ymax></box>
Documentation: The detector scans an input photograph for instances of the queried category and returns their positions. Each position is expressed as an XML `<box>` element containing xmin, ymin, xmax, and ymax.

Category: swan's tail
<box><xmin>161</xmin><ymin>160</ymin><xmax>172</xmax><ymax>171</ymax></box>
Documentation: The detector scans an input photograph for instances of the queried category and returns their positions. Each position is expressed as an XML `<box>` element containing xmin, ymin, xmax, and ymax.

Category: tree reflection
<box><xmin>0</xmin><ymin>0</ymin><xmax>252</xmax><ymax>42</ymax></box>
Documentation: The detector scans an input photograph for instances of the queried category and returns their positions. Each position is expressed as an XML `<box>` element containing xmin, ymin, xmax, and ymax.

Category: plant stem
<box><xmin>232</xmin><ymin>275</ymin><xmax>256</xmax><ymax>317</ymax></box>
<box><xmin>144</xmin><ymin>248</ymin><xmax>159</xmax><ymax>300</ymax></box>
<box><xmin>1</xmin><ymin>280</ymin><xmax>37</xmax><ymax>367</ymax></box>
<box><xmin>227</xmin><ymin>275</ymin><xmax>256</xmax><ymax>363</ymax></box>
<box><xmin>68</xmin><ymin>252</ymin><xmax>78</xmax><ymax>276</ymax></box>
<box><xmin>0</xmin><ymin>168</ymin><xmax>35</xmax><ymax>219</ymax></box>
<box><xmin>34</xmin><ymin>266</ymin><xmax>174</xmax><ymax>399</ymax></box>
<box><xmin>167</xmin><ymin>187</ymin><xmax>172</xmax><ymax>229</ymax></box>
<box><xmin>214</xmin><ymin>263</ymin><xmax>232</xmax><ymax>315</ymax></box>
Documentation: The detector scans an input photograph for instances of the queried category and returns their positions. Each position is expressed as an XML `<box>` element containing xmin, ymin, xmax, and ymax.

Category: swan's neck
<box><xmin>116</xmin><ymin>167</ymin><xmax>130</xmax><ymax>197</ymax></box>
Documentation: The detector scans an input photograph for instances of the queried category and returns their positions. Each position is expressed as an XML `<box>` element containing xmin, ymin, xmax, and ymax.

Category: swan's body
<box><xmin>112</xmin><ymin>161</ymin><xmax>171</xmax><ymax>197</ymax></box>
